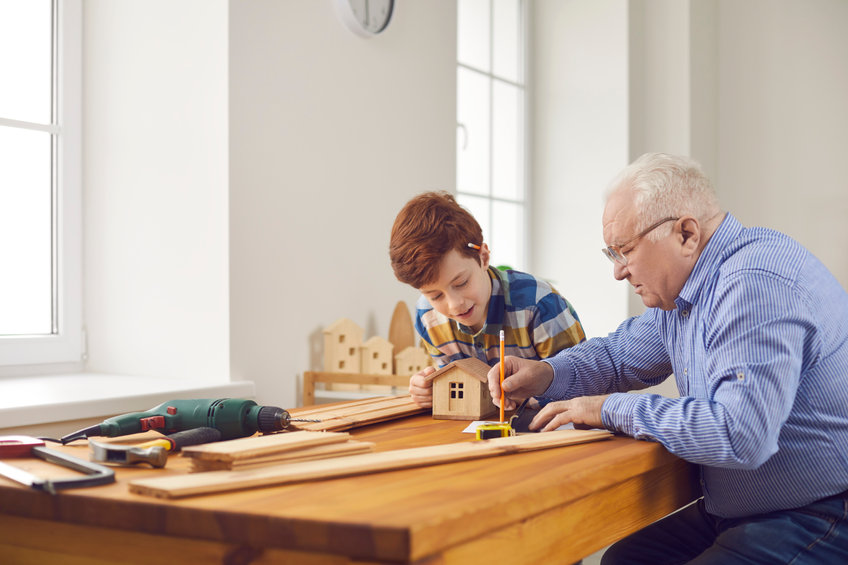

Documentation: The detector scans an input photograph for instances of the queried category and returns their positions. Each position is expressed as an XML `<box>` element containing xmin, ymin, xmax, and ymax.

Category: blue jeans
<box><xmin>602</xmin><ymin>495</ymin><xmax>848</xmax><ymax>564</ymax></box>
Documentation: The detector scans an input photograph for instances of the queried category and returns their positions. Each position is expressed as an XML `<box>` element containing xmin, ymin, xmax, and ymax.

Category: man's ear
<box><xmin>678</xmin><ymin>217</ymin><xmax>700</xmax><ymax>257</ymax></box>
<box><xmin>479</xmin><ymin>243</ymin><xmax>491</xmax><ymax>269</ymax></box>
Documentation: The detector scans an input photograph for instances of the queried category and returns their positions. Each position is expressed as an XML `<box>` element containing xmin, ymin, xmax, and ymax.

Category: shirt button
<box><xmin>684</xmin><ymin>368</ymin><xmax>688</xmax><ymax>375</ymax></box>
<box><xmin>681</xmin><ymin>310</ymin><xmax>689</xmax><ymax>317</ymax></box>
<box><xmin>737</xmin><ymin>371</ymin><xmax>745</xmax><ymax>381</ymax></box>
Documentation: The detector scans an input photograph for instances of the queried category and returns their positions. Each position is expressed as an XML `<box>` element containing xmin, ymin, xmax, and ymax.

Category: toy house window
<box><xmin>450</xmin><ymin>382</ymin><xmax>464</xmax><ymax>399</ymax></box>
<box><xmin>372</xmin><ymin>352</ymin><xmax>379</xmax><ymax>359</ymax></box>
<box><xmin>339</xmin><ymin>335</ymin><xmax>345</xmax><ymax>343</ymax></box>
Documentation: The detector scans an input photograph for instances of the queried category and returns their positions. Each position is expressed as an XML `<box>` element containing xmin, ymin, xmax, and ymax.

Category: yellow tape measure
<box><xmin>475</xmin><ymin>422</ymin><xmax>515</xmax><ymax>440</ymax></box>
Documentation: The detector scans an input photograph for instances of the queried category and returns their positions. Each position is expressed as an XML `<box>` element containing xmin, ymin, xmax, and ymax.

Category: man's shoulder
<box><xmin>719</xmin><ymin>226</ymin><xmax>808</xmax><ymax>283</ymax></box>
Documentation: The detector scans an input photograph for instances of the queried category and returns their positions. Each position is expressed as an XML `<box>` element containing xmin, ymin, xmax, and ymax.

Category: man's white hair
<box><xmin>607</xmin><ymin>153</ymin><xmax>722</xmax><ymax>241</ymax></box>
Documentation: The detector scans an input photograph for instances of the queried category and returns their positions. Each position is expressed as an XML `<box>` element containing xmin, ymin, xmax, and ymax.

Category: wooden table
<box><xmin>0</xmin><ymin>412</ymin><xmax>698</xmax><ymax>564</ymax></box>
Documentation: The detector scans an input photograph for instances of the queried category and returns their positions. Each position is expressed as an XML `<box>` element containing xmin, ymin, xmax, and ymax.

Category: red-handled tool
<box><xmin>0</xmin><ymin>435</ymin><xmax>115</xmax><ymax>494</ymax></box>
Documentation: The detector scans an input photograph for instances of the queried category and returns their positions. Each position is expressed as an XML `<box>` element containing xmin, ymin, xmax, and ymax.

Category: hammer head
<box><xmin>89</xmin><ymin>440</ymin><xmax>168</xmax><ymax>468</ymax></box>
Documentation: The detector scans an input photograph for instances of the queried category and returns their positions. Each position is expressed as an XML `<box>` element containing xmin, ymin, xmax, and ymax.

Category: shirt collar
<box><xmin>455</xmin><ymin>267</ymin><xmax>503</xmax><ymax>337</ymax></box>
<box><xmin>676</xmin><ymin>213</ymin><xmax>744</xmax><ymax>309</ymax></box>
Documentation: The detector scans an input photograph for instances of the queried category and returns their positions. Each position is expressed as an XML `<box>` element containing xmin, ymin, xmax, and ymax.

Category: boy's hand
<box><xmin>408</xmin><ymin>366</ymin><xmax>437</xmax><ymax>408</ymax></box>
<box><xmin>486</xmin><ymin>357</ymin><xmax>554</xmax><ymax>411</ymax></box>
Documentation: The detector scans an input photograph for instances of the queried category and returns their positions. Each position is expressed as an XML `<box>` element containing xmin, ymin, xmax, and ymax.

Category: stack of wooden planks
<box><xmin>287</xmin><ymin>394</ymin><xmax>427</xmax><ymax>432</ymax></box>
<box><xmin>130</xmin><ymin>428</ymin><xmax>612</xmax><ymax>499</ymax></box>
<box><xmin>180</xmin><ymin>431</ymin><xmax>375</xmax><ymax>472</ymax></box>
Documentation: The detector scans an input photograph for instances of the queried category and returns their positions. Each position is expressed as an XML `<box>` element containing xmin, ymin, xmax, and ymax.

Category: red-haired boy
<box><xmin>389</xmin><ymin>191</ymin><xmax>586</xmax><ymax>408</ymax></box>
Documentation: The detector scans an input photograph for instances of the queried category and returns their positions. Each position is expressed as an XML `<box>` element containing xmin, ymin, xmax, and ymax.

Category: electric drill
<box><xmin>60</xmin><ymin>398</ymin><xmax>315</xmax><ymax>444</ymax></box>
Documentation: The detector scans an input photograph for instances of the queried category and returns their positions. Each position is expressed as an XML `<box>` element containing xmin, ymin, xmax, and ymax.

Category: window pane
<box><xmin>493</xmin><ymin>0</ymin><xmax>520</xmax><ymax>82</ymax></box>
<box><xmin>457</xmin><ymin>67</ymin><xmax>490</xmax><ymax>196</ymax></box>
<box><xmin>456</xmin><ymin>193</ymin><xmax>491</xmax><ymax>249</ymax></box>
<box><xmin>492</xmin><ymin>200</ymin><xmax>523</xmax><ymax>271</ymax></box>
<box><xmin>457</xmin><ymin>0</ymin><xmax>490</xmax><ymax>72</ymax></box>
<box><xmin>0</xmin><ymin>0</ymin><xmax>52</xmax><ymax>124</ymax></box>
<box><xmin>0</xmin><ymin>126</ymin><xmax>52</xmax><ymax>335</ymax></box>
<box><xmin>492</xmin><ymin>80</ymin><xmax>523</xmax><ymax>200</ymax></box>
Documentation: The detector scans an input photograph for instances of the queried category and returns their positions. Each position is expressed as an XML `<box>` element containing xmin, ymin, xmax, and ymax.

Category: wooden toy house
<box><xmin>360</xmin><ymin>336</ymin><xmax>394</xmax><ymax>375</ymax></box>
<box><xmin>394</xmin><ymin>345</ymin><xmax>432</xmax><ymax>376</ymax></box>
<box><xmin>430</xmin><ymin>358</ymin><xmax>497</xmax><ymax>421</ymax></box>
<box><xmin>322</xmin><ymin>318</ymin><xmax>363</xmax><ymax>373</ymax></box>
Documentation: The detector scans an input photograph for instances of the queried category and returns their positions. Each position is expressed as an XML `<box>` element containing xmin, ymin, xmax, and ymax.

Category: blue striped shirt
<box><xmin>543</xmin><ymin>214</ymin><xmax>848</xmax><ymax>518</ymax></box>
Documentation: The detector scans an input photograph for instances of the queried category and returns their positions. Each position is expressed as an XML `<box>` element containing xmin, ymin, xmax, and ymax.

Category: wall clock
<box><xmin>335</xmin><ymin>0</ymin><xmax>395</xmax><ymax>38</ymax></box>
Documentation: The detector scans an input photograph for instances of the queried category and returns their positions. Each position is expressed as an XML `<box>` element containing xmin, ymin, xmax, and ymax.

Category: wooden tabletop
<box><xmin>0</xmin><ymin>412</ymin><xmax>699</xmax><ymax>564</ymax></box>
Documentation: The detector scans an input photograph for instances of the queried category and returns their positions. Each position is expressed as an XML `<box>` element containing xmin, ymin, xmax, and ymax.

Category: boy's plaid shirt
<box><xmin>415</xmin><ymin>267</ymin><xmax>585</xmax><ymax>368</ymax></box>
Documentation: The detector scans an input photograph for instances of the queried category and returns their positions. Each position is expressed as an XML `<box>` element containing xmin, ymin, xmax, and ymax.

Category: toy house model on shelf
<box><xmin>429</xmin><ymin>358</ymin><xmax>498</xmax><ymax>421</ymax></box>
<box><xmin>306</xmin><ymin>302</ymin><xmax>436</xmax><ymax>402</ymax></box>
<box><xmin>322</xmin><ymin>318</ymin><xmax>363</xmax><ymax>373</ymax></box>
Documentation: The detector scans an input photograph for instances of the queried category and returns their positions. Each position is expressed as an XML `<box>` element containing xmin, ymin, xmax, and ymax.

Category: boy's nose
<box><xmin>446</xmin><ymin>293</ymin><xmax>464</xmax><ymax>313</ymax></box>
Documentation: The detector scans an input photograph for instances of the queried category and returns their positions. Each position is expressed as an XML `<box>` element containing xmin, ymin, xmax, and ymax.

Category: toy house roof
<box><xmin>361</xmin><ymin>336</ymin><xmax>393</xmax><ymax>350</ymax></box>
<box><xmin>427</xmin><ymin>357</ymin><xmax>491</xmax><ymax>384</ymax></box>
<box><xmin>323</xmin><ymin>318</ymin><xmax>363</xmax><ymax>335</ymax></box>
<box><xmin>394</xmin><ymin>345</ymin><xmax>428</xmax><ymax>359</ymax></box>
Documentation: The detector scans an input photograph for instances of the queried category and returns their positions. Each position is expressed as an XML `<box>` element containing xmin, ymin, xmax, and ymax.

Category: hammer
<box><xmin>89</xmin><ymin>427</ymin><xmax>222</xmax><ymax>468</ymax></box>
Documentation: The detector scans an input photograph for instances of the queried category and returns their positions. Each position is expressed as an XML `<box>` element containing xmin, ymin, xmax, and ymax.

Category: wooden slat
<box><xmin>289</xmin><ymin>395</ymin><xmax>427</xmax><ymax>432</ymax></box>
<box><xmin>302</xmin><ymin>371</ymin><xmax>412</xmax><ymax>406</ymax></box>
<box><xmin>180</xmin><ymin>431</ymin><xmax>350</xmax><ymax>462</ymax></box>
<box><xmin>191</xmin><ymin>441</ymin><xmax>376</xmax><ymax>472</ymax></box>
<box><xmin>129</xmin><ymin>429</ymin><xmax>612</xmax><ymax>499</ymax></box>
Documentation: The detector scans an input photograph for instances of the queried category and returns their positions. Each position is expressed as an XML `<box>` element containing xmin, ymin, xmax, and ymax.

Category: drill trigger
<box><xmin>139</xmin><ymin>416</ymin><xmax>166</xmax><ymax>431</ymax></box>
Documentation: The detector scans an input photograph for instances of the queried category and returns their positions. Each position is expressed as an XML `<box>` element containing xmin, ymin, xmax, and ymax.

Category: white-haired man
<box><xmin>490</xmin><ymin>153</ymin><xmax>848</xmax><ymax>564</ymax></box>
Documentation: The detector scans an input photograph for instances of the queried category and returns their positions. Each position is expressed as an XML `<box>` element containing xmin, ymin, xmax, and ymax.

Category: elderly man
<box><xmin>490</xmin><ymin>153</ymin><xmax>848</xmax><ymax>564</ymax></box>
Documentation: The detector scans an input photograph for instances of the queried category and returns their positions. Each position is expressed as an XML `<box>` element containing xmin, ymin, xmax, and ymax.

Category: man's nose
<box><xmin>613</xmin><ymin>261</ymin><xmax>628</xmax><ymax>281</ymax></box>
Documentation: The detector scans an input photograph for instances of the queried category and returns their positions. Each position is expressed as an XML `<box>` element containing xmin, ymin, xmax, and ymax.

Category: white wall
<box><xmin>716</xmin><ymin>0</ymin><xmax>848</xmax><ymax>288</ymax></box>
<box><xmin>228</xmin><ymin>2</ymin><xmax>456</xmax><ymax>407</ymax></box>
<box><xmin>530</xmin><ymin>0</ymin><xmax>630</xmax><ymax>340</ymax></box>
<box><xmin>83</xmin><ymin>1</ymin><xmax>231</xmax><ymax>382</ymax></box>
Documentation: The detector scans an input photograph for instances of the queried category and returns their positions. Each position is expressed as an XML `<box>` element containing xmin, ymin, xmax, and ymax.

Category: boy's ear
<box><xmin>479</xmin><ymin>243</ymin><xmax>491</xmax><ymax>269</ymax></box>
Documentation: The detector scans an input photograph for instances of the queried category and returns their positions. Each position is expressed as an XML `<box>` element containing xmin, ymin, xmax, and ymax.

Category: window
<box><xmin>456</xmin><ymin>0</ymin><xmax>526</xmax><ymax>271</ymax></box>
<box><xmin>0</xmin><ymin>0</ymin><xmax>82</xmax><ymax>367</ymax></box>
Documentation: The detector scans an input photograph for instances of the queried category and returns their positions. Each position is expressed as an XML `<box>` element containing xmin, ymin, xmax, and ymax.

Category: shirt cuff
<box><xmin>600</xmin><ymin>393</ymin><xmax>639</xmax><ymax>435</ymax></box>
<box><xmin>541</xmin><ymin>355</ymin><xmax>575</xmax><ymax>399</ymax></box>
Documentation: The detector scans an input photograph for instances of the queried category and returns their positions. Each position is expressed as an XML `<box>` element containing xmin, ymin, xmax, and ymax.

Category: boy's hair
<box><xmin>390</xmin><ymin>191</ymin><xmax>484</xmax><ymax>288</ymax></box>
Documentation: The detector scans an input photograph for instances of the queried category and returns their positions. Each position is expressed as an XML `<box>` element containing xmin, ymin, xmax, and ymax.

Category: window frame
<box><xmin>456</xmin><ymin>0</ymin><xmax>529</xmax><ymax>271</ymax></box>
<box><xmin>0</xmin><ymin>0</ymin><xmax>82</xmax><ymax>369</ymax></box>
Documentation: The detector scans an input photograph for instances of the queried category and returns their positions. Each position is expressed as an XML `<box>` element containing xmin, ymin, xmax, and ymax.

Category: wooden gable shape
<box><xmin>360</xmin><ymin>336</ymin><xmax>394</xmax><ymax>375</ymax></box>
<box><xmin>429</xmin><ymin>358</ymin><xmax>498</xmax><ymax>421</ymax></box>
<box><xmin>322</xmin><ymin>318</ymin><xmax>364</xmax><ymax>373</ymax></box>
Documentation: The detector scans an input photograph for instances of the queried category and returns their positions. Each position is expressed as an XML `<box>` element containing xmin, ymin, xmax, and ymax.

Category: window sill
<box><xmin>0</xmin><ymin>373</ymin><xmax>255</xmax><ymax>431</ymax></box>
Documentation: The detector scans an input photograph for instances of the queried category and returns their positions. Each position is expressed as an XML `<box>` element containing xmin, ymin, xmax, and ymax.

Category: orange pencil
<box><xmin>499</xmin><ymin>329</ymin><xmax>505</xmax><ymax>422</ymax></box>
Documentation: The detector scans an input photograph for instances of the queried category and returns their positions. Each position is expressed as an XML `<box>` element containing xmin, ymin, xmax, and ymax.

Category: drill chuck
<box><xmin>257</xmin><ymin>406</ymin><xmax>290</xmax><ymax>433</ymax></box>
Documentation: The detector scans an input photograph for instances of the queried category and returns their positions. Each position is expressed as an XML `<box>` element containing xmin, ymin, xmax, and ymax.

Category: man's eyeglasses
<box><xmin>602</xmin><ymin>217</ymin><xmax>679</xmax><ymax>265</ymax></box>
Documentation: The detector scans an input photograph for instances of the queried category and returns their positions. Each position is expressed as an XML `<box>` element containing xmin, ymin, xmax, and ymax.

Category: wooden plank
<box><xmin>302</xmin><ymin>371</ymin><xmax>316</xmax><ymax>406</ymax></box>
<box><xmin>191</xmin><ymin>441</ymin><xmax>376</xmax><ymax>472</ymax></box>
<box><xmin>180</xmin><ymin>431</ymin><xmax>350</xmax><ymax>462</ymax></box>
<box><xmin>289</xmin><ymin>395</ymin><xmax>426</xmax><ymax>432</ymax></box>
<box><xmin>129</xmin><ymin>429</ymin><xmax>612</xmax><ymax>499</ymax></box>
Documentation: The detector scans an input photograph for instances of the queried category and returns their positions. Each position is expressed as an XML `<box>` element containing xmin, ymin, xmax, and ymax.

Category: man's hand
<box><xmin>486</xmin><ymin>357</ymin><xmax>554</xmax><ymax>411</ymax></box>
<box><xmin>529</xmin><ymin>395</ymin><xmax>610</xmax><ymax>432</ymax></box>
<box><xmin>408</xmin><ymin>366</ymin><xmax>437</xmax><ymax>408</ymax></box>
